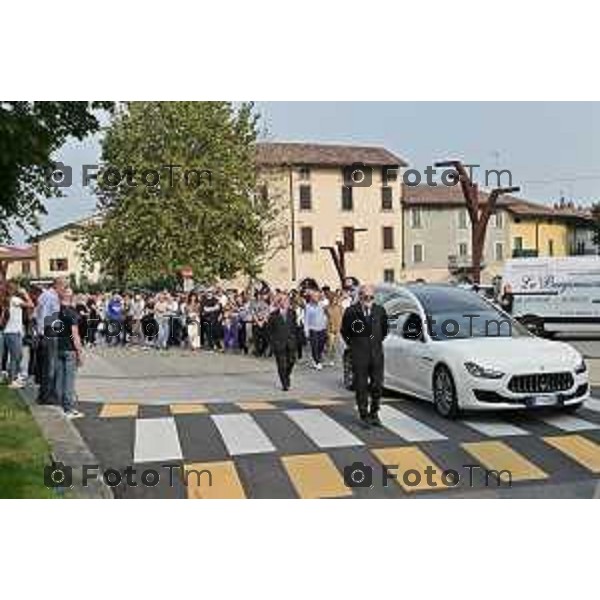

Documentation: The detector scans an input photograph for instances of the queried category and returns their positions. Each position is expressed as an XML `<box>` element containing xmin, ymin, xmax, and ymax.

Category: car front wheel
<box><xmin>433</xmin><ymin>365</ymin><xmax>459</xmax><ymax>419</ymax></box>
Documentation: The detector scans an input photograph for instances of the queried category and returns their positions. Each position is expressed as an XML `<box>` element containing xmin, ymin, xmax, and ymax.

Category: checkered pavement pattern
<box><xmin>72</xmin><ymin>397</ymin><xmax>600</xmax><ymax>499</ymax></box>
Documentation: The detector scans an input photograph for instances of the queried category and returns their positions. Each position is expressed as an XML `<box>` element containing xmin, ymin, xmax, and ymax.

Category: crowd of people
<box><xmin>60</xmin><ymin>283</ymin><xmax>354</xmax><ymax>363</ymax></box>
<box><xmin>0</xmin><ymin>277</ymin><xmax>361</xmax><ymax>417</ymax></box>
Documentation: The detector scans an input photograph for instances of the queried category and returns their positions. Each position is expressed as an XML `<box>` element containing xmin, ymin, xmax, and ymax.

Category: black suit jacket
<box><xmin>341</xmin><ymin>303</ymin><xmax>388</xmax><ymax>366</ymax></box>
<box><xmin>268</xmin><ymin>309</ymin><xmax>298</xmax><ymax>353</ymax></box>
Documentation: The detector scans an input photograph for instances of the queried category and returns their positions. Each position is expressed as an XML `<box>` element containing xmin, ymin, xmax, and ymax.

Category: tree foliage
<box><xmin>81</xmin><ymin>102</ymin><xmax>279</xmax><ymax>286</ymax></box>
<box><xmin>0</xmin><ymin>101</ymin><xmax>113</xmax><ymax>241</ymax></box>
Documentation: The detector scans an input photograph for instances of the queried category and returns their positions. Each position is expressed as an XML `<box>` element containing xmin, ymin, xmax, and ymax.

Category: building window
<box><xmin>49</xmin><ymin>258</ymin><xmax>68</xmax><ymax>272</ymax></box>
<box><xmin>381</xmin><ymin>187</ymin><xmax>393</xmax><ymax>210</ymax></box>
<box><xmin>495</xmin><ymin>242</ymin><xmax>504</xmax><ymax>262</ymax></box>
<box><xmin>382</xmin><ymin>227</ymin><xmax>395</xmax><ymax>250</ymax></box>
<box><xmin>299</xmin><ymin>185</ymin><xmax>312</xmax><ymax>210</ymax></box>
<box><xmin>341</xmin><ymin>186</ymin><xmax>353</xmax><ymax>211</ymax></box>
<box><xmin>21</xmin><ymin>260</ymin><xmax>31</xmax><ymax>275</ymax></box>
<box><xmin>300</xmin><ymin>227</ymin><xmax>313</xmax><ymax>252</ymax></box>
<box><xmin>382</xmin><ymin>166</ymin><xmax>398</xmax><ymax>183</ymax></box>
<box><xmin>343</xmin><ymin>227</ymin><xmax>355</xmax><ymax>252</ymax></box>
<box><xmin>383</xmin><ymin>268</ymin><xmax>395</xmax><ymax>283</ymax></box>
<box><xmin>513</xmin><ymin>237</ymin><xmax>523</xmax><ymax>251</ymax></box>
<box><xmin>493</xmin><ymin>211</ymin><xmax>504</xmax><ymax>229</ymax></box>
<box><xmin>548</xmin><ymin>239</ymin><xmax>554</xmax><ymax>256</ymax></box>
<box><xmin>413</xmin><ymin>244</ymin><xmax>424</xmax><ymax>263</ymax></box>
<box><xmin>411</xmin><ymin>207</ymin><xmax>422</xmax><ymax>229</ymax></box>
<box><xmin>458</xmin><ymin>242</ymin><xmax>468</xmax><ymax>257</ymax></box>
<box><xmin>298</xmin><ymin>166</ymin><xmax>311</xmax><ymax>181</ymax></box>
<box><xmin>458</xmin><ymin>209</ymin><xmax>468</xmax><ymax>230</ymax></box>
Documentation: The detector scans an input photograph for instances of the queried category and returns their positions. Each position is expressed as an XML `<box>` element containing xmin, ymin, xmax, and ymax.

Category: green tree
<box><xmin>81</xmin><ymin>102</ymin><xmax>279</xmax><ymax>286</ymax></box>
<box><xmin>0</xmin><ymin>101</ymin><xmax>113</xmax><ymax>242</ymax></box>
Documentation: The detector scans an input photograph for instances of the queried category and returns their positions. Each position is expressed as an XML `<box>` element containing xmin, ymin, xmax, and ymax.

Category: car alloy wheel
<box><xmin>433</xmin><ymin>366</ymin><xmax>458</xmax><ymax>419</ymax></box>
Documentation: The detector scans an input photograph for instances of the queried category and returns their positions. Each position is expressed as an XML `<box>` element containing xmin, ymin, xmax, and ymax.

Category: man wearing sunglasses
<box><xmin>341</xmin><ymin>284</ymin><xmax>388</xmax><ymax>428</ymax></box>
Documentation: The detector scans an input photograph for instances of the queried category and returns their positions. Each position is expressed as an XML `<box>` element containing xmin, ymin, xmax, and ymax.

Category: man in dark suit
<box><xmin>268</xmin><ymin>293</ymin><xmax>298</xmax><ymax>391</ymax></box>
<box><xmin>341</xmin><ymin>284</ymin><xmax>388</xmax><ymax>428</ymax></box>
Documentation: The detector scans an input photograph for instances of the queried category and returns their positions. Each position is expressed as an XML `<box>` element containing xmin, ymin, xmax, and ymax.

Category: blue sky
<box><xmin>32</xmin><ymin>101</ymin><xmax>600</xmax><ymax>240</ymax></box>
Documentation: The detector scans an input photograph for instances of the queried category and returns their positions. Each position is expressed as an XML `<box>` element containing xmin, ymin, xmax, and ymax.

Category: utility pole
<box><xmin>435</xmin><ymin>160</ymin><xmax>520</xmax><ymax>284</ymax></box>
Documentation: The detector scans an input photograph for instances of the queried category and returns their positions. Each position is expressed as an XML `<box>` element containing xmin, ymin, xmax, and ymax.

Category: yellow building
<box><xmin>31</xmin><ymin>217</ymin><xmax>102</xmax><ymax>283</ymax></box>
<box><xmin>507</xmin><ymin>200</ymin><xmax>576</xmax><ymax>258</ymax></box>
<box><xmin>255</xmin><ymin>142</ymin><xmax>407</xmax><ymax>288</ymax></box>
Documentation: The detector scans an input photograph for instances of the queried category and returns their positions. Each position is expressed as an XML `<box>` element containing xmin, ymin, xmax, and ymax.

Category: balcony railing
<box><xmin>512</xmin><ymin>248</ymin><xmax>538</xmax><ymax>258</ymax></box>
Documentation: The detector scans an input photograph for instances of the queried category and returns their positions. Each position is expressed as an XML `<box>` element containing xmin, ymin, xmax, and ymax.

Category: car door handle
<box><xmin>420</xmin><ymin>356</ymin><xmax>433</xmax><ymax>362</ymax></box>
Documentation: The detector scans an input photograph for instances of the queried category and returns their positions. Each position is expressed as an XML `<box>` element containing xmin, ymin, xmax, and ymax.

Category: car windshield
<box><xmin>410</xmin><ymin>286</ymin><xmax>530</xmax><ymax>341</ymax></box>
<box><xmin>375</xmin><ymin>286</ymin><xmax>403</xmax><ymax>305</ymax></box>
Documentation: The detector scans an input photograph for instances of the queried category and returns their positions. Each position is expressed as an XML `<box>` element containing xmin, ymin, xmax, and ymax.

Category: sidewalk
<box><xmin>76</xmin><ymin>346</ymin><xmax>352</xmax><ymax>404</ymax></box>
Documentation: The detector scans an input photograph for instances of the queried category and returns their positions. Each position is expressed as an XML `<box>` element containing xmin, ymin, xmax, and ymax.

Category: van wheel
<box><xmin>433</xmin><ymin>365</ymin><xmax>459</xmax><ymax>419</ymax></box>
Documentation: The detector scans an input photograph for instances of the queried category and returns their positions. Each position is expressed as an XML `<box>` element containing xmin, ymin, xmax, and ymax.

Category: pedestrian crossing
<box><xmin>73</xmin><ymin>398</ymin><xmax>600</xmax><ymax>498</ymax></box>
<box><xmin>212</xmin><ymin>413</ymin><xmax>277</xmax><ymax>455</ymax></box>
<box><xmin>461</xmin><ymin>440</ymin><xmax>549</xmax><ymax>482</ymax></box>
<box><xmin>284</xmin><ymin>408</ymin><xmax>364</xmax><ymax>448</ymax></box>
<box><xmin>379</xmin><ymin>404</ymin><xmax>447</xmax><ymax>441</ymax></box>
<box><xmin>462</xmin><ymin>418</ymin><xmax>530</xmax><ymax>437</ymax></box>
<box><xmin>134</xmin><ymin>417</ymin><xmax>183</xmax><ymax>463</ymax></box>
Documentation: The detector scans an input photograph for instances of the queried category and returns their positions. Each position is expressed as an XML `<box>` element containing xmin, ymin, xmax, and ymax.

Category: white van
<box><xmin>503</xmin><ymin>256</ymin><xmax>600</xmax><ymax>336</ymax></box>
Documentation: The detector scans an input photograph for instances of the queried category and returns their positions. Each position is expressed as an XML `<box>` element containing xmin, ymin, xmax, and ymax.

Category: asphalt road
<box><xmin>65</xmin><ymin>341</ymin><xmax>600</xmax><ymax>499</ymax></box>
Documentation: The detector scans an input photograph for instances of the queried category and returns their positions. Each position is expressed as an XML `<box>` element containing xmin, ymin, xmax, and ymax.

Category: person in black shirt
<box><xmin>86</xmin><ymin>296</ymin><xmax>100</xmax><ymax>346</ymax></box>
<box><xmin>341</xmin><ymin>284</ymin><xmax>389</xmax><ymax>428</ymax></box>
<box><xmin>56</xmin><ymin>288</ymin><xmax>84</xmax><ymax>419</ymax></box>
<box><xmin>268</xmin><ymin>294</ymin><xmax>298</xmax><ymax>391</ymax></box>
<box><xmin>499</xmin><ymin>283</ymin><xmax>514</xmax><ymax>314</ymax></box>
<box><xmin>75</xmin><ymin>296</ymin><xmax>89</xmax><ymax>346</ymax></box>
<box><xmin>201</xmin><ymin>290</ymin><xmax>221</xmax><ymax>351</ymax></box>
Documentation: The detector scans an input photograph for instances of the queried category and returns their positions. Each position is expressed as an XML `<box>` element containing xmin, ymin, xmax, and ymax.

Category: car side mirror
<box><xmin>402</xmin><ymin>313</ymin><xmax>425</xmax><ymax>342</ymax></box>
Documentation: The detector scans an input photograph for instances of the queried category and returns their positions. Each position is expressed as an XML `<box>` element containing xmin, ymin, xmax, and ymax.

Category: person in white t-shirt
<box><xmin>3</xmin><ymin>282</ymin><xmax>33</xmax><ymax>388</ymax></box>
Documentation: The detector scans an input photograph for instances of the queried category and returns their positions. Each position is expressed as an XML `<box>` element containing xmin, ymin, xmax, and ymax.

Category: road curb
<box><xmin>18</xmin><ymin>387</ymin><xmax>113</xmax><ymax>499</ymax></box>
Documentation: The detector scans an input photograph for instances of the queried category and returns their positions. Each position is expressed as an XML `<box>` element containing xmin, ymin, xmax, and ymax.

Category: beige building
<box><xmin>255</xmin><ymin>142</ymin><xmax>407</xmax><ymax>288</ymax></box>
<box><xmin>20</xmin><ymin>142</ymin><xmax>595</xmax><ymax>290</ymax></box>
<box><xmin>0</xmin><ymin>245</ymin><xmax>38</xmax><ymax>280</ymax></box>
<box><xmin>31</xmin><ymin>217</ymin><xmax>101</xmax><ymax>283</ymax></box>
<box><xmin>402</xmin><ymin>185</ymin><xmax>595</xmax><ymax>283</ymax></box>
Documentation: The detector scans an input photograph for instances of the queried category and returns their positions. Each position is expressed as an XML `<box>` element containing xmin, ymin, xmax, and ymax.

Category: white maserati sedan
<box><xmin>382</xmin><ymin>284</ymin><xmax>589</xmax><ymax>418</ymax></box>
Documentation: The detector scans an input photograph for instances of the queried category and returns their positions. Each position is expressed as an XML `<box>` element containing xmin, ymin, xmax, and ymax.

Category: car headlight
<box><xmin>464</xmin><ymin>361</ymin><xmax>505</xmax><ymax>379</ymax></box>
<box><xmin>575</xmin><ymin>359</ymin><xmax>587</xmax><ymax>375</ymax></box>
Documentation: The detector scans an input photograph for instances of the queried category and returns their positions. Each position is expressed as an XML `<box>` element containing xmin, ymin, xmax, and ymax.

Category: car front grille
<box><xmin>508</xmin><ymin>372</ymin><xmax>574</xmax><ymax>394</ymax></box>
